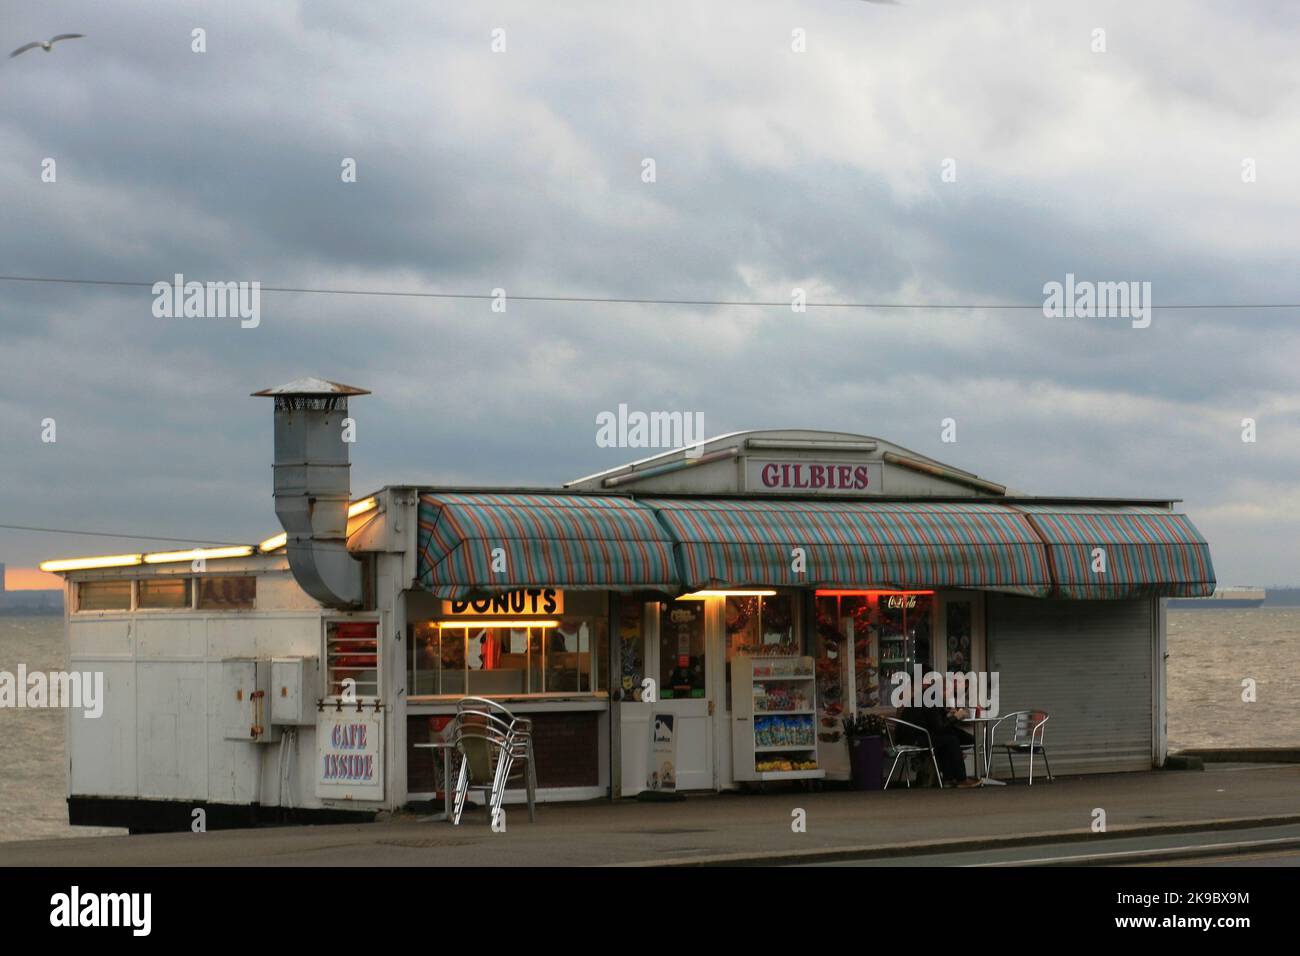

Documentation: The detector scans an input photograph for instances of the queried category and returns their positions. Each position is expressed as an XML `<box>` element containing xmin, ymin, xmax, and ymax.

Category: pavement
<box><xmin>1</xmin><ymin>764</ymin><xmax>1298</xmax><ymax>866</ymax></box>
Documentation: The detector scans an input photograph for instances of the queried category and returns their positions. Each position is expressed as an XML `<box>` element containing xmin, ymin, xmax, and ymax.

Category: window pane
<box><xmin>759</xmin><ymin>594</ymin><xmax>796</xmax><ymax>651</ymax></box>
<box><xmin>499</xmin><ymin>628</ymin><xmax>531</xmax><ymax>693</ymax></box>
<box><xmin>907</xmin><ymin>594</ymin><xmax>934</xmax><ymax>670</ymax></box>
<box><xmin>410</xmin><ymin>622</ymin><xmax>442</xmax><ymax>695</ymax></box>
<box><xmin>725</xmin><ymin>596</ymin><xmax>760</xmax><ymax>710</ymax></box>
<box><xmin>197</xmin><ymin>576</ymin><xmax>256</xmax><ymax>610</ymax></box>
<box><xmin>327</xmin><ymin>620</ymin><xmax>379</xmax><ymax>698</ymax></box>
<box><xmin>848</xmin><ymin>596</ymin><xmax>879</xmax><ymax>709</ymax></box>
<box><xmin>812</xmin><ymin>596</ymin><xmax>848</xmax><ymax>719</ymax></box>
<box><xmin>441</xmin><ymin>632</ymin><xmax>466</xmax><ymax>695</ymax></box>
<box><xmin>78</xmin><ymin>580</ymin><xmax>131</xmax><ymax>611</ymax></box>
<box><xmin>946</xmin><ymin>600</ymin><xmax>973</xmax><ymax>672</ymax></box>
<box><xmin>591</xmin><ymin>614</ymin><xmax>608</xmax><ymax>693</ymax></box>
<box><xmin>660</xmin><ymin>600</ymin><xmax>705</xmax><ymax>698</ymax></box>
<box><xmin>878</xmin><ymin>596</ymin><xmax>907</xmax><ymax>691</ymax></box>
<box><xmin>617</xmin><ymin>601</ymin><xmax>647</xmax><ymax>700</ymax></box>
<box><xmin>545</xmin><ymin>625</ymin><xmax>580</xmax><ymax>692</ymax></box>
<box><xmin>138</xmin><ymin>577</ymin><xmax>191</xmax><ymax>609</ymax></box>
<box><xmin>467</xmin><ymin>628</ymin><xmax>526</xmax><ymax>695</ymax></box>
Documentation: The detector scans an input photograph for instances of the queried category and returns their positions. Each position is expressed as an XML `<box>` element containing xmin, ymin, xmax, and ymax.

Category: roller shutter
<box><xmin>987</xmin><ymin>595</ymin><xmax>1155</xmax><ymax>775</ymax></box>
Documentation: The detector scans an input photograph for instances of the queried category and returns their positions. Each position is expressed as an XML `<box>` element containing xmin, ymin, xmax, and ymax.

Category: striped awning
<box><xmin>643</xmin><ymin>498</ymin><xmax>1054</xmax><ymax>595</ymax></box>
<box><xmin>1015</xmin><ymin>504</ymin><xmax>1215</xmax><ymax>600</ymax></box>
<box><xmin>416</xmin><ymin>492</ymin><xmax>678</xmax><ymax>598</ymax></box>
<box><xmin>414</xmin><ymin>493</ymin><xmax>1214</xmax><ymax>600</ymax></box>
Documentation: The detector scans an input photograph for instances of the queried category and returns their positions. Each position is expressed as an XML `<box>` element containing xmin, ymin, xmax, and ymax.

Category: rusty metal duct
<box><xmin>252</xmin><ymin>378</ymin><xmax>371</xmax><ymax>608</ymax></box>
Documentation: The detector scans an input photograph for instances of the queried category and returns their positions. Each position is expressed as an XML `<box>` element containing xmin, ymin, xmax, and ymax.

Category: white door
<box><xmin>618</xmin><ymin>602</ymin><xmax>652</xmax><ymax>796</ymax></box>
<box><xmin>652</xmin><ymin>599</ymin><xmax>712</xmax><ymax>790</ymax></box>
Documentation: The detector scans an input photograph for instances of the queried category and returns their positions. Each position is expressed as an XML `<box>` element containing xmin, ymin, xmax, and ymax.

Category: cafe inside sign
<box><xmin>441</xmin><ymin>588</ymin><xmax>564</xmax><ymax>617</ymax></box>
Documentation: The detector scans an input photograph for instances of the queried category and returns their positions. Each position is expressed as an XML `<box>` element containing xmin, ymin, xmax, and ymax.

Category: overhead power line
<box><xmin>0</xmin><ymin>523</ymin><xmax>248</xmax><ymax>547</ymax></box>
<box><xmin>0</xmin><ymin>274</ymin><xmax>1297</xmax><ymax>310</ymax></box>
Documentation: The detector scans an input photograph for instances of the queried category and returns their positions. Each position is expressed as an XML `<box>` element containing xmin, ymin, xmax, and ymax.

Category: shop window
<box><xmin>812</xmin><ymin>591</ymin><xmax>934</xmax><ymax>712</ymax></box>
<box><xmin>813</xmin><ymin>594</ymin><xmax>871</xmax><ymax>721</ymax></box>
<box><xmin>660</xmin><ymin>600</ymin><xmax>705</xmax><ymax>699</ymax></box>
<box><xmin>723</xmin><ymin>593</ymin><xmax>797</xmax><ymax>709</ymax></box>
<box><xmin>138</xmin><ymin>577</ymin><xmax>192</xmax><ymax>609</ymax></box>
<box><xmin>408</xmin><ymin>592</ymin><xmax>608</xmax><ymax>698</ymax></box>
<box><xmin>77</xmin><ymin>579</ymin><xmax>132</xmax><ymax>612</ymax></box>
<box><xmin>327</xmin><ymin>620</ymin><xmax>380</xmax><ymax>699</ymax></box>
<box><xmin>878</xmin><ymin>593</ymin><xmax>933</xmax><ymax>699</ymax></box>
<box><xmin>197</xmin><ymin>576</ymin><xmax>256</xmax><ymax>610</ymax></box>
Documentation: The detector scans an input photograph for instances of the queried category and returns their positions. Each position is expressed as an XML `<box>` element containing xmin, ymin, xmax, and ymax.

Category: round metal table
<box><xmin>959</xmin><ymin>715</ymin><xmax>1006</xmax><ymax>786</ymax></box>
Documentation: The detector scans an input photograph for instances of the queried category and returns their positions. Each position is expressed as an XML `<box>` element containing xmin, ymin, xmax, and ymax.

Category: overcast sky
<box><xmin>2</xmin><ymin>0</ymin><xmax>1298</xmax><ymax>585</ymax></box>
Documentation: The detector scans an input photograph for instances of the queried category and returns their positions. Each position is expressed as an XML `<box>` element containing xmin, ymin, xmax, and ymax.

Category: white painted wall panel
<box><xmin>136</xmin><ymin>617</ymin><xmax>206</xmax><ymax>658</ymax></box>
<box><xmin>69</xmin><ymin>619</ymin><xmax>133</xmax><ymax>657</ymax></box>
<box><xmin>136</xmin><ymin>663</ymin><xmax>208</xmax><ymax>798</ymax></box>
<box><xmin>68</xmin><ymin>662</ymin><xmax>136</xmax><ymax>796</ymax></box>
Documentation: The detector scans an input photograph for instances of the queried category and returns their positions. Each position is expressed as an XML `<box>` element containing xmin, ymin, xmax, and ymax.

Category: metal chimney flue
<box><xmin>253</xmin><ymin>378</ymin><xmax>371</xmax><ymax>609</ymax></box>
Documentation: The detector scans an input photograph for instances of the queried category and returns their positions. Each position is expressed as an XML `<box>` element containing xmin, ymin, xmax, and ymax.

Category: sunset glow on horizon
<box><xmin>3</xmin><ymin>567</ymin><xmax>63</xmax><ymax>590</ymax></box>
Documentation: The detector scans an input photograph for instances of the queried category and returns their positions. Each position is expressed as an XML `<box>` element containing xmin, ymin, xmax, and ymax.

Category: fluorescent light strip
<box><xmin>44</xmin><ymin>496</ymin><xmax>390</xmax><ymax>570</ymax></box>
<box><xmin>144</xmin><ymin>546</ymin><xmax>254</xmax><ymax>565</ymax></box>
<box><xmin>259</xmin><ymin>497</ymin><xmax>378</xmax><ymax>553</ymax></box>
<box><xmin>436</xmin><ymin>620</ymin><xmax>559</xmax><ymax>629</ymax></box>
<box><xmin>258</xmin><ymin>533</ymin><xmax>288</xmax><ymax>553</ymax></box>
<box><xmin>40</xmin><ymin>554</ymin><xmax>143</xmax><ymax>573</ymax></box>
<box><xmin>678</xmin><ymin>589</ymin><xmax>777</xmax><ymax>600</ymax></box>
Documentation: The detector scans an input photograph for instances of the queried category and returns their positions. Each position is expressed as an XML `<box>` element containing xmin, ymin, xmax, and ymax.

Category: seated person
<box><xmin>897</xmin><ymin>678</ymin><xmax>979</xmax><ymax>788</ymax></box>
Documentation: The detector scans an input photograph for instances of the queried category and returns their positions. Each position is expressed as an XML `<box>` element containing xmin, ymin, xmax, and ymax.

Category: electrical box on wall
<box><xmin>271</xmin><ymin>656</ymin><xmax>319</xmax><ymax>726</ymax></box>
<box><xmin>221</xmin><ymin>658</ymin><xmax>282</xmax><ymax>744</ymax></box>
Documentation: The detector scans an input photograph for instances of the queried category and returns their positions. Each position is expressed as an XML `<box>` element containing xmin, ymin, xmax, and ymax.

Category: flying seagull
<box><xmin>9</xmin><ymin>34</ymin><xmax>85</xmax><ymax>58</ymax></box>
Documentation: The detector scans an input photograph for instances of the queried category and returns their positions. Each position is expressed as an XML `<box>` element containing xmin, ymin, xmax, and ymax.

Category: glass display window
<box><xmin>407</xmin><ymin>591</ymin><xmax>609</xmax><ymax>698</ymax></box>
<box><xmin>660</xmin><ymin>599</ymin><xmax>706</xmax><ymax>699</ymax></box>
<box><xmin>724</xmin><ymin>592</ymin><xmax>799</xmax><ymax>709</ymax></box>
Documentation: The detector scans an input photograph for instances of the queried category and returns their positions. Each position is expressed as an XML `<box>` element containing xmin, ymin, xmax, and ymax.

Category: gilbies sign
<box><xmin>441</xmin><ymin>588</ymin><xmax>563</xmax><ymax>618</ymax></box>
<box><xmin>316</xmin><ymin>712</ymin><xmax>384</xmax><ymax>801</ymax></box>
<box><xmin>745</xmin><ymin>459</ymin><xmax>884</xmax><ymax>495</ymax></box>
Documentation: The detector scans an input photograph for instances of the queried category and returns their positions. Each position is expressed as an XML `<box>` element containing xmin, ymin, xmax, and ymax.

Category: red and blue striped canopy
<box><xmin>415</xmin><ymin>492</ymin><xmax>1214</xmax><ymax>600</ymax></box>
<box><xmin>417</xmin><ymin>492</ymin><xmax>678</xmax><ymax>597</ymax></box>
<box><xmin>1016</xmin><ymin>504</ymin><xmax>1216</xmax><ymax>599</ymax></box>
<box><xmin>642</xmin><ymin>498</ymin><xmax>1053</xmax><ymax>594</ymax></box>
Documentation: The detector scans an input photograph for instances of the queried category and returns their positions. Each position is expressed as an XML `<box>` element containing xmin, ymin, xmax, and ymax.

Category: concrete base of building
<box><xmin>68</xmin><ymin>796</ymin><xmax>377</xmax><ymax>834</ymax></box>
<box><xmin>1175</xmin><ymin>747</ymin><xmax>1300</xmax><ymax>764</ymax></box>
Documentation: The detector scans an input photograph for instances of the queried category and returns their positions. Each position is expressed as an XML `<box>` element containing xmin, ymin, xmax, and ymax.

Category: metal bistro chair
<box><xmin>460</xmin><ymin>697</ymin><xmax>538</xmax><ymax>815</ymax></box>
<box><xmin>450</xmin><ymin>698</ymin><xmax>537</xmax><ymax>825</ymax></box>
<box><xmin>884</xmin><ymin>717</ymin><xmax>944</xmax><ymax>790</ymax></box>
<box><xmin>993</xmin><ymin>710</ymin><xmax>1053</xmax><ymax>785</ymax></box>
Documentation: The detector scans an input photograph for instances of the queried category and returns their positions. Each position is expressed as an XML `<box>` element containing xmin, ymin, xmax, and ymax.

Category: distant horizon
<box><xmin>2</xmin><ymin>567</ymin><xmax>63</xmax><ymax>591</ymax></box>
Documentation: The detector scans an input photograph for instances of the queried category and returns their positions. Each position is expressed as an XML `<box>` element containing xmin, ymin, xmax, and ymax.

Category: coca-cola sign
<box><xmin>745</xmin><ymin>459</ymin><xmax>883</xmax><ymax>495</ymax></box>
